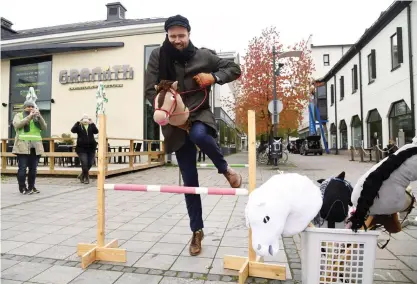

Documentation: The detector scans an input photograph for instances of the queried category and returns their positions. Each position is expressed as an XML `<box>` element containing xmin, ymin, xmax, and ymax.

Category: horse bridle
<box><xmin>153</xmin><ymin>88</ymin><xmax>179</xmax><ymax>119</ymax></box>
<box><xmin>153</xmin><ymin>87</ymin><xmax>208</xmax><ymax>119</ymax></box>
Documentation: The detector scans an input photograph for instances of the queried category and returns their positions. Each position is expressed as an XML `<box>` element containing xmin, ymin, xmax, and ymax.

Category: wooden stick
<box><xmin>97</xmin><ymin>114</ymin><xmax>106</xmax><ymax>247</ymax></box>
<box><xmin>248</xmin><ymin>110</ymin><xmax>256</xmax><ymax>262</ymax></box>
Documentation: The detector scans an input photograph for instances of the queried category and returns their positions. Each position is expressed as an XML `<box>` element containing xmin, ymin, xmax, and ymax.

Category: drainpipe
<box><xmin>359</xmin><ymin>50</ymin><xmax>365</xmax><ymax>147</ymax></box>
<box><xmin>334</xmin><ymin>75</ymin><xmax>338</xmax><ymax>154</ymax></box>
<box><xmin>407</xmin><ymin>5</ymin><xmax>416</xmax><ymax>137</ymax></box>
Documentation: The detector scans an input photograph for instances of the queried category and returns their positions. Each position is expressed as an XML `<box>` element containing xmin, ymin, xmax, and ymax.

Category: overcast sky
<box><xmin>3</xmin><ymin>0</ymin><xmax>395</xmax><ymax>57</ymax></box>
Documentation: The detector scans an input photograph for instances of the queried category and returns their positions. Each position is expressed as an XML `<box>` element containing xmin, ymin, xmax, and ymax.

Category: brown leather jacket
<box><xmin>145</xmin><ymin>46</ymin><xmax>241</xmax><ymax>153</ymax></box>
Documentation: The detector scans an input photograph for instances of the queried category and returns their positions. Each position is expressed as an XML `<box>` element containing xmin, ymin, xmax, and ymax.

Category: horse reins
<box><xmin>153</xmin><ymin>87</ymin><xmax>208</xmax><ymax>118</ymax></box>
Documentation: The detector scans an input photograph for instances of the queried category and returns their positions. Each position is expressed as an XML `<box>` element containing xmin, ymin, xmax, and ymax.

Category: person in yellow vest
<box><xmin>12</xmin><ymin>100</ymin><xmax>47</xmax><ymax>194</ymax></box>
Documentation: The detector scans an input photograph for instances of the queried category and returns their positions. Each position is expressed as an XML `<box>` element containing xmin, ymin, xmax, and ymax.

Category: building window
<box><xmin>339</xmin><ymin>120</ymin><xmax>348</xmax><ymax>149</ymax></box>
<box><xmin>330</xmin><ymin>123</ymin><xmax>337</xmax><ymax>149</ymax></box>
<box><xmin>330</xmin><ymin>84</ymin><xmax>334</xmax><ymax>106</ymax></box>
<box><xmin>339</xmin><ymin>76</ymin><xmax>344</xmax><ymax>100</ymax></box>
<box><xmin>350</xmin><ymin>115</ymin><xmax>362</xmax><ymax>148</ymax></box>
<box><xmin>323</xmin><ymin>54</ymin><xmax>330</xmax><ymax>66</ymax></box>
<box><xmin>391</xmin><ymin>27</ymin><xmax>403</xmax><ymax>70</ymax></box>
<box><xmin>389</xmin><ymin>100</ymin><xmax>413</xmax><ymax>144</ymax></box>
<box><xmin>9</xmin><ymin>56</ymin><xmax>52</xmax><ymax>139</ymax></box>
<box><xmin>367</xmin><ymin>49</ymin><xmax>376</xmax><ymax>83</ymax></box>
<box><xmin>367</xmin><ymin>109</ymin><xmax>382</xmax><ymax>147</ymax></box>
<box><xmin>351</xmin><ymin>64</ymin><xmax>358</xmax><ymax>93</ymax></box>
<box><xmin>143</xmin><ymin>45</ymin><xmax>161</xmax><ymax>150</ymax></box>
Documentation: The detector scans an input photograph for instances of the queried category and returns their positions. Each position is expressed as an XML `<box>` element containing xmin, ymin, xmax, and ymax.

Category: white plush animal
<box><xmin>245</xmin><ymin>173</ymin><xmax>323</xmax><ymax>257</ymax></box>
<box><xmin>26</xmin><ymin>87</ymin><xmax>38</xmax><ymax>109</ymax></box>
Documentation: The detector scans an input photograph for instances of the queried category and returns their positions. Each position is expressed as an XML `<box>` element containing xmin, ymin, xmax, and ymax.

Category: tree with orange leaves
<box><xmin>234</xmin><ymin>26</ymin><xmax>315</xmax><ymax>138</ymax></box>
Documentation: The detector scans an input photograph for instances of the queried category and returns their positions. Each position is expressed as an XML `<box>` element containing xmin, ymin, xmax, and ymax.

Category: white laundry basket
<box><xmin>300</xmin><ymin>227</ymin><xmax>380</xmax><ymax>284</ymax></box>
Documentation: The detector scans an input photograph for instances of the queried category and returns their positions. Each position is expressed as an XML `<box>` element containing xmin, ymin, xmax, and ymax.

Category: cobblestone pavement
<box><xmin>1</xmin><ymin>152</ymin><xmax>417</xmax><ymax>283</ymax></box>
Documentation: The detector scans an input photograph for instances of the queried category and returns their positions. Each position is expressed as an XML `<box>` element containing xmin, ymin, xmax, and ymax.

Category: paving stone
<box><xmin>149</xmin><ymin>242</ymin><xmax>186</xmax><ymax>255</ymax></box>
<box><xmin>375</xmin><ymin>259</ymin><xmax>409</xmax><ymax>270</ymax></box>
<box><xmin>122</xmin><ymin>267</ymin><xmax>136</xmax><ymax>273</ymax></box>
<box><xmin>159</xmin><ymin>276</ymin><xmax>204</xmax><ymax>283</ymax></box>
<box><xmin>41</xmin><ymin>258</ymin><xmax>57</xmax><ymax>264</ymax></box>
<box><xmin>177</xmin><ymin>271</ymin><xmax>192</xmax><ymax>278</ymax></box>
<box><xmin>0</xmin><ymin>280</ymin><xmax>26</xmax><ymax>284</ymax></box>
<box><xmin>192</xmin><ymin>273</ymin><xmax>206</xmax><ymax>279</ymax></box>
<box><xmin>85</xmin><ymin>263</ymin><xmax>101</xmax><ymax>269</ymax></box>
<box><xmin>65</xmin><ymin>261</ymin><xmax>78</xmax><ymax>267</ymax></box>
<box><xmin>30</xmin><ymin>265</ymin><xmax>84</xmax><ymax>284</ymax></box>
<box><xmin>171</xmin><ymin>256</ymin><xmax>212</xmax><ymax>273</ymax></box>
<box><xmin>1</xmin><ymin>241</ymin><xmax>26</xmax><ymax>253</ymax></box>
<box><xmin>121</xmin><ymin>240</ymin><xmax>155</xmax><ymax>253</ymax></box>
<box><xmin>113</xmin><ymin>273</ymin><xmax>163</xmax><ymax>284</ymax></box>
<box><xmin>1</xmin><ymin>259</ymin><xmax>20</xmax><ymax>271</ymax></box>
<box><xmin>397</xmin><ymin>255</ymin><xmax>417</xmax><ymax>270</ymax></box>
<box><xmin>207</xmin><ymin>274</ymin><xmax>222</xmax><ymax>281</ymax></box>
<box><xmin>149</xmin><ymin>269</ymin><xmax>164</xmax><ymax>275</ymax></box>
<box><xmin>221</xmin><ymin>275</ymin><xmax>234</xmax><ymax>282</ymax></box>
<box><xmin>98</xmin><ymin>264</ymin><xmax>114</xmax><ymax>270</ymax></box>
<box><xmin>133</xmin><ymin>253</ymin><xmax>177</xmax><ymax>270</ymax></box>
<box><xmin>373</xmin><ymin>269</ymin><xmax>410</xmax><ymax>282</ymax></box>
<box><xmin>1</xmin><ymin>261</ymin><xmax>52</xmax><ymax>281</ymax></box>
<box><xmin>111</xmin><ymin>265</ymin><xmax>125</xmax><ymax>271</ymax></box>
<box><xmin>8</xmin><ymin>243</ymin><xmax>52</xmax><ymax>257</ymax></box>
<box><xmin>135</xmin><ymin>267</ymin><xmax>150</xmax><ymax>274</ymax></box>
<box><xmin>69</xmin><ymin>269</ymin><xmax>123</xmax><ymax>283</ymax></box>
<box><xmin>400</xmin><ymin>270</ymin><xmax>417</xmax><ymax>282</ymax></box>
<box><xmin>164</xmin><ymin>270</ymin><xmax>178</xmax><ymax>277</ymax></box>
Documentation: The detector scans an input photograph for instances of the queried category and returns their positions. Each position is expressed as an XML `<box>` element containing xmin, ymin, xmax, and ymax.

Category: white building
<box><xmin>320</xmin><ymin>0</ymin><xmax>416</xmax><ymax>153</ymax></box>
<box><xmin>298</xmin><ymin>38</ymin><xmax>352</xmax><ymax>137</ymax></box>
<box><xmin>210</xmin><ymin>51</ymin><xmax>240</xmax><ymax>120</ymax></box>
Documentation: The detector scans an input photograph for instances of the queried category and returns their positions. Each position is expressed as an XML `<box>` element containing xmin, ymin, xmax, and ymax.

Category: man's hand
<box><xmin>193</xmin><ymin>73</ymin><xmax>216</xmax><ymax>87</ymax></box>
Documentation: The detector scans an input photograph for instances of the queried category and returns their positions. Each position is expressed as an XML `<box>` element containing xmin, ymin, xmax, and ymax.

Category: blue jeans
<box><xmin>78</xmin><ymin>152</ymin><xmax>96</xmax><ymax>176</ymax></box>
<box><xmin>176</xmin><ymin>121</ymin><xmax>228</xmax><ymax>232</ymax></box>
<box><xmin>17</xmin><ymin>148</ymin><xmax>40</xmax><ymax>189</ymax></box>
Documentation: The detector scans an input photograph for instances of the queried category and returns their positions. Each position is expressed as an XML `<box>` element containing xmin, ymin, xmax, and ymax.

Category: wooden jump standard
<box><xmin>77</xmin><ymin>110</ymin><xmax>286</xmax><ymax>283</ymax></box>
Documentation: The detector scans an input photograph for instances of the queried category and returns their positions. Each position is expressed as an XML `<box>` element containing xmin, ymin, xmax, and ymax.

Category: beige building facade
<box><xmin>1</xmin><ymin>2</ymin><xmax>166</xmax><ymax>149</ymax></box>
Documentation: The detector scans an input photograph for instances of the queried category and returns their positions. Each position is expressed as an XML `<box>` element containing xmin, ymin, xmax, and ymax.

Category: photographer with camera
<box><xmin>12</xmin><ymin>100</ymin><xmax>47</xmax><ymax>195</ymax></box>
<box><xmin>71</xmin><ymin>114</ymin><xmax>98</xmax><ymax>184</ymax></box>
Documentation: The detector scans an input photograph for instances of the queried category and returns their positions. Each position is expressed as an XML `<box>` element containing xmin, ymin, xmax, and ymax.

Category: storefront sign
<box><xmin>69</xmin><ymin>83</ymin><xmax>123</xmax><ymax>91</ymax></box>
<box><xmin>59</xmin><ymin>65</ymin><xmax>134</xmax><ymax>84</ymax></box>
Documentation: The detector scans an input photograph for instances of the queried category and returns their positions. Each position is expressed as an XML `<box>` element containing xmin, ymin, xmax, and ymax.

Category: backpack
<box><xmin>319</xmin><ymin>176</ymin><xmax>353</xmax><ymax>228</ymax></box>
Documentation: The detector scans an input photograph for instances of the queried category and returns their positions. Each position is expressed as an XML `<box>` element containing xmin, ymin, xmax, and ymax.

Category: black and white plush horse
<box><xmin>313</xmin><ymin>171</ymin><xmax>354</xmax><ymax>228</ymax></box>
<box><xmin>348</xmin><ymin>137</ymin><xmax>417</xmax><ymax>235</ymax></box>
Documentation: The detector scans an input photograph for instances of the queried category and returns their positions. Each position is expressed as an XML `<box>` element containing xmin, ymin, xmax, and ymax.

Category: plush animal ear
<box><xmin>317</xmin><ymin>179</ymin><xmax>325</xmax><ymax>184</ymax></box>
<box><xmin>336</xmin><ymin>171</ymin><xmax>345</xmax><ymax>180</ymax></box>
<box><xmin>172</xmin><ymin>81</ymin><xmax>178</xmax><ymax>90</ymax></box>
<box><xmin>154</xmin><ymin>85</ymin><xmax>159</xmax><ymax>91</ymax></box>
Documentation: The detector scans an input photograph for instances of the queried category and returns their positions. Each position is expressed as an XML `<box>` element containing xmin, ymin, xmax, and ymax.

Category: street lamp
<box><xmin>269</xmin><ymin>47</ymin><xmax>302</xmax><ymax>166</ymax></box>
<box><xmin>272</xmin><ymin>48</ymin><xmax>303</xmax><ymax>137</ymax></box>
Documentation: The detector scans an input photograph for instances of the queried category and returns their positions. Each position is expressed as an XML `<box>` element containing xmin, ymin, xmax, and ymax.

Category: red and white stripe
<box><xmin>104</xmin><ymin>184</ymin><xmax>248</xmax><ymax>196</ymax></box>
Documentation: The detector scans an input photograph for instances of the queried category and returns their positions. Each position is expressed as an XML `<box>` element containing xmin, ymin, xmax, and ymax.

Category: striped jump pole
<box><xmin>197</xmin><ymin>163</ymin><xmax>249</xmax><ymax>168</ymax></box>
<box><xmin>105</xmin><ymin>184</ymin><xmax>248</xmax><ymax>196</ymax></box>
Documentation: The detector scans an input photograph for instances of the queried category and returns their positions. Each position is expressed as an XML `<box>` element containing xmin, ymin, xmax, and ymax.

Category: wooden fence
<box><xmin>1</xmin><ymin>137</ymin><xmax>165</xmax><ymax>177</ymax></box>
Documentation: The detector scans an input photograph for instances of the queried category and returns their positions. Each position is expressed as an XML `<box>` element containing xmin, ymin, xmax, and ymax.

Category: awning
<box><xmin>1</xmin><ymin>42</ymin><xmax>124</xmax><ymax>59</ymax></box>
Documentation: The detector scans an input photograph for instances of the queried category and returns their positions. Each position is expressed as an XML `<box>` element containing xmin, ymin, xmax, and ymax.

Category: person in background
<box><xmin>197</xmin><ymin>146</ymin><xmax>206</xmax><ymax>162</ymax></box>
<box><xmin>71</xmin><ymin>114</ymin><xmax>98</xmax><ymax>184</ymax></box>
<box><xmin>12</xmin><ymin>100</ymin><xmax>47</xmax><ymax>195</ymax></box>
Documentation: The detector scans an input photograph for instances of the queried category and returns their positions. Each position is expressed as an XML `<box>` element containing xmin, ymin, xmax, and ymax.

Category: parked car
<box><xmin>293</xmin><ymin>138</ymin><xmax>305</xmax><ymax>154</ymax></box>
<box><xmin>300</xmin><ymin>135</ymin><xmax>323</xmax><ymax>155</ymax></box>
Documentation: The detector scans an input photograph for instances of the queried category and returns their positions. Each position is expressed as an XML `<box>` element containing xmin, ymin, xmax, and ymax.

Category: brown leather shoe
<box><xmin>223</xmin><ymin>167</ymin><xmax>242</xmax><ymax>188</ymax></box>
<box><xmin>189</xmin><ymin>229</ymin><xmax>204</xmax><ymax>256</ymax></box>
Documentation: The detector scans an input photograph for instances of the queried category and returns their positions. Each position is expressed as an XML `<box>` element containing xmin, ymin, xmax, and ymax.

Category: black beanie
<box><xmin>164</xmin><ymin>15</ymin><xmax>191</xmax><ymax>32</ymax></box>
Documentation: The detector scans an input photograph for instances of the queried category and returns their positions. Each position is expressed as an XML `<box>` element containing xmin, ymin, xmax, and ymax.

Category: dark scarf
<box><xmin>23</xmin><ymin>111</ymin><xmax>41</xmax><ymax>132</ymax></box>
<box><xmin>158</xmin><ymin>35</ymin><xmax>197</xmax><ymax>82</ymax></box>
